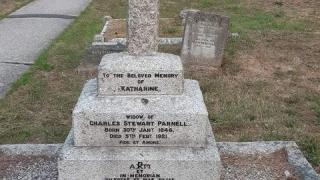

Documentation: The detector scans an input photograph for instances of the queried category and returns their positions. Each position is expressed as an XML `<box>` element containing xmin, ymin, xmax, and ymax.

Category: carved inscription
<box><xmin>100</xmin><ymin>72</ymin><xmax>180</xmax><ymax>94</ymax></box>
<box><xmin>192</xmin><ymin>21</ymin><xmax>218</xmax><ymax>49</ymax></box>
<box><xmin>105</xmin><ymin>162</ymin><xmax>175</xmax><ymax>180</ymax></box>
<box><xmin>89</xmin><ymin>114</ymin><xmax>190</xmax><ymax>145</ymax></box>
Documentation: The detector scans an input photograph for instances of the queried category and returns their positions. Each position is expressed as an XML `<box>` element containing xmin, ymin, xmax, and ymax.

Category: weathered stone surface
<box><xmin>88</xmin><ymin>38</ymin><xmax>183</xmax><ymax>64</ymax></box>
<box><xmin>109</xmin><ymin>37</ymin><xmax>182</xmax><ymax>45</ymax></box>
<box><xmin>86</xmin><ymin>42</ymin><xmax>125</xmax><ymax>64</ymax></box>
<box><xmin>127</xmin><ymin>0</ymin><xmax>159</xmax><ymax>55</ymax></box>
<box><xmin>181</xmin><ymin>11</ymin><xmax>229</xmax><ymax>67</ymax></box>
<box><xmin>97</xmin><ymin>53</ymin><xmax>184</xmax><ymax>96</ymax></box>
<box><xmin>73</xmin><ymin>79</ymin><xmax>208</xmax><ymax>147</ymax></box>
<box><xmin>93</xmin><ymin>34</ymin><xmax>104</xmax><ymax>42</ymax></box>
<box><xmin>179</xmin><ymin>9</ymin><xmax>200</xmax><ymax>25</ymax></box>
<box><xmin>59</xmin><ymin>129</ymin><xmax>221</xmax><ymax>180</ymax></box>
<box><xmin>103</xmin><ymin>16</ymin><xmax>113</xmax><ymax>24</ymax></box>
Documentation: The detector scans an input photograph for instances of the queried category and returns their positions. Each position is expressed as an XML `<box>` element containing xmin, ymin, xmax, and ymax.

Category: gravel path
<box><xmin>1</xmin><ymin>155</ymin><xmax>58</xmax><ymax>180</ymax></box>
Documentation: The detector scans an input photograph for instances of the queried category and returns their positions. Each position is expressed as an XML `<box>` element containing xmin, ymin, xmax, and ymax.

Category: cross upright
<box><xmin>127</xmin><ymin>0</ymin><xmax>159</xmax><ymax>56</ymax></box>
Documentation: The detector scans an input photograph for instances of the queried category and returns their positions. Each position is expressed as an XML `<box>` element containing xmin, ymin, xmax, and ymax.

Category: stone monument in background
<box><xmin>58</xmin><ymin>0</ymin><xmax>221</xmax><ymax>179</ymax></box>
<box><xmin>181</xmin><ymin>11</ymin><xmax>229</xmax><ymax>68</ymax></box>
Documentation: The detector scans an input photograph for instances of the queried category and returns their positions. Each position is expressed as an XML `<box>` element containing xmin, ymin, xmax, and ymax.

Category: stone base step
<box><xmin>58</xmin><ymin>129</ymin><xmax>221</xmax><ymax>180</ymax></box>
<box><xmin>73</xmin><ymin>79</ymin><xmax>210</xmax><ymax>147</ymax></box>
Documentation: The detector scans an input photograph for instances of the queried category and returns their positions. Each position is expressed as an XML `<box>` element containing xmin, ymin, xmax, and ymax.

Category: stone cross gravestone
<box><xmin>58</xmin><ymin>0</ymin><xmax>221</xmax><ymax>179</ymax></box>
<box><xmin>181</xmin><ymin>11</ymin><xmax>229</xmax><ymax>68</ymax></box>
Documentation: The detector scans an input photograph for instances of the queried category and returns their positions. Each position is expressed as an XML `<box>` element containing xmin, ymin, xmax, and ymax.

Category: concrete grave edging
<box><xmin>0</xmin><ymin>141</ymin><xmax>319</xmax><ymax>179</ymax></box>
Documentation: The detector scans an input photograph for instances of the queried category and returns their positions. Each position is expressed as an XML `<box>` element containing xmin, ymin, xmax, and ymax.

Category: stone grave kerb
<box><xmin>127</xmin><ymin>0</ymin><xmax>159</xmax><ymax>56</ymax></box>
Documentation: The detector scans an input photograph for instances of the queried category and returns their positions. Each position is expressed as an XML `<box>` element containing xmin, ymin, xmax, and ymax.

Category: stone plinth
<box><xmin>73</xmin><ymin>79</ymin><xmax>208</xmax><ymax>147</ymax></box>
<box><xmin>59</xmin><ymin>1</ymin><xmax>223</xmax><ymax>179</ymax></box>
<box><xmin>181</xmin><ymin>11</ymin><xmax>229</xmax><ymax>67</ymax></box>
<box><xmin>59</xmin><ymin>129</ymin><xmax>221</xmax><ymax>180</ymax></box>
<box><xmin>98</xmin><ymin>53</ymin><xmax>184</xmax><ymax>96</ymax></box>
<box><xmin>127</xmin><ymin>0</ymin><xmax>159</xmax><ymax>56</ymax></box>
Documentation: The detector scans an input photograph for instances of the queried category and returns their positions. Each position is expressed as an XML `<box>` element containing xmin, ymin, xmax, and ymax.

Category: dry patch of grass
<box><xmin>198</xmin><ymin>31</ymin><xmax>320</xmax><ymax>143</ymax></box>
<box><xmin>159</xmin><ymin>0</ymin><xmax>320</xmax><ymax>168</ymax></box>
<box><xmin>183</xmin><ymin>30</ymin><xmax>320</xmax><ymax>168</ymax></box>
<box><xmin>242</xmin><ymin>0</ymin><xmax>320</xmax><ymax>20</ymax></box>
<box><xmin>0</xmin><ymin>0</ymin><xmax>32</xmax><ymax>19</ymax></box>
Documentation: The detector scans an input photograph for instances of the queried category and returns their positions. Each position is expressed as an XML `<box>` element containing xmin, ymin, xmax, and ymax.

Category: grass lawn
<box><xmin>0</xmin><ymin>0</ymin><xmax>319</xmax><ymax>172</ymax></box>
<box><xmin>0</xmin><ymin>0</ymin><xmax>33</xmax><ymax>19</ymax></box>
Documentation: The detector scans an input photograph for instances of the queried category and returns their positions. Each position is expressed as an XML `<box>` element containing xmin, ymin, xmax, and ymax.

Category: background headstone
<box><xmin>181</xmin><ymin>11</ymin><xmax>229</xmax><ymax>68</ymax></box>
